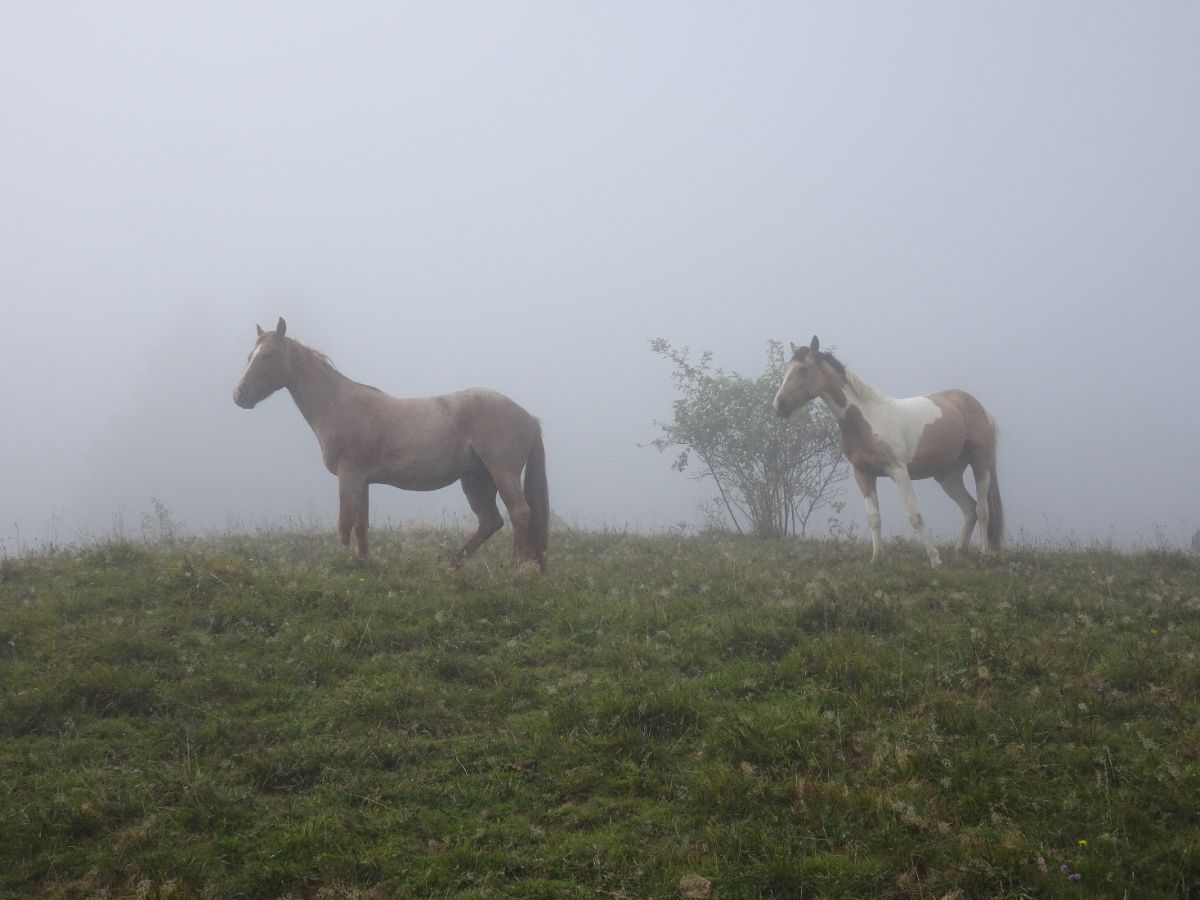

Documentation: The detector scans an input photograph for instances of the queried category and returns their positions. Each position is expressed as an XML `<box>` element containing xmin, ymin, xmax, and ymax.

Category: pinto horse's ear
<box><xmin>276</xmin><ymin>317</ymin><xmax>287</xmax><ymax>337</ymax></box>
<box><xmin>810</xmin><ymin>335</ymin><xmax>820</xmax><ymax>351</ymax></box>
<box><xmin>256</xmin><ymin>324</ymin><xmax>265</xmax><ymax>337</ymax></box>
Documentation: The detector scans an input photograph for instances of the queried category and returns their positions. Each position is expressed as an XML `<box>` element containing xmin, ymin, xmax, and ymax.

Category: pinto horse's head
<box><xmin>772</xmin><ymin>335</ymin><xmax>837</xmax><ymax>417</ymax></box>
<box><xmin>233</xmin><ymin>317</ymin><xmax>292</xmax><ymax>409</ymax></box>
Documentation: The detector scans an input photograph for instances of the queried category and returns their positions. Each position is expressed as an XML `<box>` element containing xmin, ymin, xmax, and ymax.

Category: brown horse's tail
<box><xmin>987</xmin><ymin>461</ymin><xmax>1004</xmax><ymax>549</ymax></box>
<box><xmin>524</xmin><ymin>424</ymin><xmax>550</xmax><ymax>570</ymax></box>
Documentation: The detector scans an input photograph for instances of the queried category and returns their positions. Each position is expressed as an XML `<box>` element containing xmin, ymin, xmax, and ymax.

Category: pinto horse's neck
<box><xmin>819</xmin><ymin>368</ymin><xmax>889</xmax><ymax>422</ymax></box>
<box><xmin>817</xmin><ymin>367</ymin><xmax>917</xmax><ymax>475</ymax></box>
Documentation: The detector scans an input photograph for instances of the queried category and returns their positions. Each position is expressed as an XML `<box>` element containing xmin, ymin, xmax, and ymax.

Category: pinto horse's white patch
<box><xmin>869</xmin><ymin>395</ymin><xmax>943</xmax><ymax>467</ymax></box>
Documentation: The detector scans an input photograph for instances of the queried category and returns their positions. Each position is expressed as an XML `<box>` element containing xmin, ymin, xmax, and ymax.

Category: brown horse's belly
<box><xmin>379</xmin><ymin>472</ymin><xmax>458</xmax><ymax>494</ymax></box>
<box><xmin>374</xmin><ymin>466</ymin><xmax>462</xmax><ymax>492</ymax></box>
<box><xmin>367</xmin><ymin>429</ymin><xmax>473</xmax><ymax>490</ymax></box>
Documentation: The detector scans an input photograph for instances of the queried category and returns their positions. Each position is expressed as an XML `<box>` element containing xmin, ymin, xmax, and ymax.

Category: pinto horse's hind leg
<box><xmin>450</xmin><ymin>470</ymin><xmax>504</xmax><ymax>568</ymax></box>
<box><xmin>935</xmin><ymin>465</ymin><xmax>978</xmax><ymax>553</ymax></box>
<box><xmin>972</xmin><ymin>466</ymin><xmax>995</xmax><ymax>552</ymax></box>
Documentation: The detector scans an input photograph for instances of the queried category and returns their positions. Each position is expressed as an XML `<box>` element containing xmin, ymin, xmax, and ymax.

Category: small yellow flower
<box><xmin>1150</xmin><ymin>628</ymin><xmax>1159</xmax><ymax>636</ymax></box>
<box><xmin>1077</xmin><ymin>839</ymin><xmax>1088</xmax><ymax>848</ymax></box>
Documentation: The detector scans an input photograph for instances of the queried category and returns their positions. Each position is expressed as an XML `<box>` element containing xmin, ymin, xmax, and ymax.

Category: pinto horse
<box><xmin>773</xmin><ymin>336</ymin><xmax>1002</xmax><ymax>568</ymax></box>
<box><xmin>233</xmin><ymin>318</ymin><xmax>548</xmax><ymax>570</ymax></box>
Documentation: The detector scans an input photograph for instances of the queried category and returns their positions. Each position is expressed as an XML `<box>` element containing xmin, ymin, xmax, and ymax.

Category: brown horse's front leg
<box><xmin>355</xmin><ymin>483</ymin><xmax>370</xmax><ymax>557</ymax></box>
<box><xmin>338</xmin><ymin>474</ymin><xmax>370</xmax><ymax>557</ymax></box>
<box><xmin>337</xmin><ymin>499</ymin><xmax>353</xmax><ymax>548</ymax></box>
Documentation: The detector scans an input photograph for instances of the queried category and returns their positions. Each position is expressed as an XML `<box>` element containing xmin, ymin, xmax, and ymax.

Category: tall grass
<box><xmin>1</xmin><ymin>528</ymin><xmax>1197</xmax><ymax>897</ymax></box>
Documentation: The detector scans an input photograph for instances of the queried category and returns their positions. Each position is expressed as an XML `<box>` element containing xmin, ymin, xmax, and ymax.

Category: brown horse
<box><xmin>773</xmin><ymin>336</ymin><xmax>1002</xmax><ymax>568</ymax></box>
<box><xmin>233</xmin><ymin>318</ymin><xmax>548</xmax><ymax>570</ymax></box>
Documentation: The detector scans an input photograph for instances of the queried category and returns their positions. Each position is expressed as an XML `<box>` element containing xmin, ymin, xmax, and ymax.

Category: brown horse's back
<box><xmin>453</xmin><ymin>388</ymin><xmax>541</xmax><ymax>460</ymax></box>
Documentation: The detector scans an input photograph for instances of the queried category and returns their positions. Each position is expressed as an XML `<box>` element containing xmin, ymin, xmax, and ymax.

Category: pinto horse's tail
<box><xmin>524</xmin><ymin>424</ymin><xmax>550</xmax><ymax>570</ymax></box>
<box><xmin>987</xmin><ymin>461</ymin><xmax>1004</xmax><ymax>549</ymax></box>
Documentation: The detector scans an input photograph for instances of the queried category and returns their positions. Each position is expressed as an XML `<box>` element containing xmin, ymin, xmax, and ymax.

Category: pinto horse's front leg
<box><xmin>889</xmin><ymin>467</ymin><xmax>942</xmax><ymax>568</ymax></box>
<box><xmin>853</xmin><ymin>467</ymin><xmax>884</xmax><ymax>564</ymax></box>
<box><xmin>338</xmin><ymin>473</ymin><xmax>370</xmax><ymax>558</ymax></box>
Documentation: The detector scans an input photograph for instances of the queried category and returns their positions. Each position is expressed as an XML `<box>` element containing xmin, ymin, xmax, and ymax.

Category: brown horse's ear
<box><xmin>810</xmin><ymin>335</ymin><xmax>820</xmax><ymax>351</ymax></box>
<box><xmin>276</xmin><ymin>317</ymin><xmax>287</xmax><ymax>337</ymax></box>
<box><xmin>790</xmin><ymin>341</ymin><xmax>798</xmax><ymax>354</ymax></box>
<box><xmin>256</xmin><ymin>324</ymin><xmax>265</xmax><ymax>337</ymax></box>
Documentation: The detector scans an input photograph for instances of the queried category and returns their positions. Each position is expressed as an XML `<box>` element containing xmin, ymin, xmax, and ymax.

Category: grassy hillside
<box><xmin>1</xmin><ymin>529</ymin><xmax>1198</xmax><ymax>898</ymax></box>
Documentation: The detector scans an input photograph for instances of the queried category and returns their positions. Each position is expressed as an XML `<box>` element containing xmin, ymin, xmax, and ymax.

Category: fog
<box><xmin>3</xmin><ymin>3</ymin><xmax>1198</xmax><ymax>553</ymax></box>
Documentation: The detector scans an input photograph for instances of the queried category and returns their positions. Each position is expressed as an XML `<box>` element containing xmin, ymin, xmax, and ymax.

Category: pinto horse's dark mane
<box><xmin>820</xmin><ymin>352</ymin><xmax>846</xmax><ymax>378</ymax></box>
<box><xmin>792</xmin><ymin>344</ymin><xmax>846</xmax><ymax>378</ymax></box>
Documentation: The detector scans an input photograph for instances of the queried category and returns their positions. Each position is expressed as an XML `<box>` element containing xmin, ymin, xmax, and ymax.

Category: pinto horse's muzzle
<box><xmin>773</xmin><ymin>392</ymin><xmax>808</xmax><ymax>418</ymax></box>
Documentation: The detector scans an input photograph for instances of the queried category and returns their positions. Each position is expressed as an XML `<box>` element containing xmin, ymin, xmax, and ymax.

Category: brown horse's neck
<box><xmin>285</xmin><ymin>340</ymin><xmax>355</xmax><ymax>433</ymax></box>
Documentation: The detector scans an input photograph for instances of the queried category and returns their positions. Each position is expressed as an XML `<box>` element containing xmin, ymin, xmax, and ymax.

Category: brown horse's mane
<box><xmin>291</xmin><ymin>338</ymin><xmax>383</xmax><ymax>393</ymax></box>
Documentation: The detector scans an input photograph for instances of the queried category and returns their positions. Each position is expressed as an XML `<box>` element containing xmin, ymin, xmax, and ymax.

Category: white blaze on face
<box><xmin>233</xmin><ymin>342</ymin><xmax>265</xmax><ymax>401</ymax></box>
<box><xmin>772</xmin><ymin>362</ymin><xmax>801</xmax><ymax>414</ymax></box>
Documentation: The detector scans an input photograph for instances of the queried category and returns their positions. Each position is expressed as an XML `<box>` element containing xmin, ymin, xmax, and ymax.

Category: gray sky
<box><xmin>2</xmin><ymin>2</ymin><xmax>1198</xmax><ymax>552</ymax></box>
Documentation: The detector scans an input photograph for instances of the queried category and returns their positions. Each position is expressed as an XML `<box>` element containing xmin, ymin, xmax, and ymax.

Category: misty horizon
<box><xmin>2</xmin><ymin>4</ymin><xmax>1198</xmax><ymax>555</ymax></box>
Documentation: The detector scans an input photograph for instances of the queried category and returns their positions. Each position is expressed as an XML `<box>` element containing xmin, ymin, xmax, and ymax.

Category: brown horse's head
<box><xmin>233</xmin><ymin>317</ymin><xmax>293</xmax><ymax>409</ymax></box>
<box><xmin>772</xmin><ymin>335</ymin><xmax>843</xmax><ymax>417</ymax></box>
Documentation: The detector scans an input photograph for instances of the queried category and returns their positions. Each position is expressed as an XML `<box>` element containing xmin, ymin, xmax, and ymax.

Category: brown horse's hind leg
<box><xmin>450</xmin><ymin>470</ymin><xmax>504</xmax><ymax>568</ymax></box>
<box><xmin>935</xmin><ymin>464</ymin><xmax>978</xmax><ymax>553</ymax></box>
<box><xmin>492</xmin><ymin>470</ymin><xmax>534</xmax><ymax>566</ymax></box>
